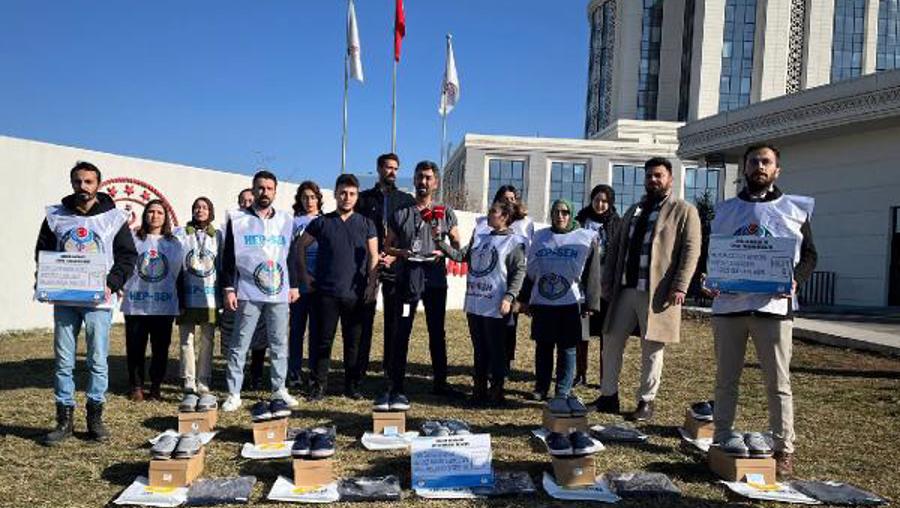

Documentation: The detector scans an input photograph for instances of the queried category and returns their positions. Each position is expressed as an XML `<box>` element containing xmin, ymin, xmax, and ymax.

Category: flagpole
<box><xmin>341</xmin><ymin>52</ymin><xmax>349</xmax><ymax>174</ymax></box>
<box><xmin>391</xmin><ymin>59</ymin><xmax>398</xmax><ymax>152</ymax></box>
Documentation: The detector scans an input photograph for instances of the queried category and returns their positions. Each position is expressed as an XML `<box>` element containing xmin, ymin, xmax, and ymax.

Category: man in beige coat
<box><xmin>594</xmin><ymin>157</ymin><xmax>701</xmax><ymax>422</ymax></box>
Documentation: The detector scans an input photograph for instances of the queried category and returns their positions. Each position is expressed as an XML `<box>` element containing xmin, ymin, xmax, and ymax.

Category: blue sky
<box><xmin>0</xmin><ymin>1</ymin><xmax>589</xmax><ymax>184</ymax></box>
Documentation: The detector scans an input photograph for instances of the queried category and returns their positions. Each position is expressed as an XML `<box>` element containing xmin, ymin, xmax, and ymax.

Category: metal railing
<box><xmin>798</xmin><ymin>271</ymin><xmax>836</xmax><ymax>307</ymax></box>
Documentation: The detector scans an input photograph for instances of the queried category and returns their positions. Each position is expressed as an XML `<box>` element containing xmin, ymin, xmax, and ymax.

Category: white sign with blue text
<box><xmin>411</xmin><ymin>433</ymin><xmax>493</xmax><ymax>489</ymax></box>
<box><xmin>707</xmin><ymin>235</ymin><xmax>796</xmax><ymax>294</ymax></box>
<box><xmin>36</xmin><ymin>251</ymin><xmax>106</xmax><ymax>304</ymax></box>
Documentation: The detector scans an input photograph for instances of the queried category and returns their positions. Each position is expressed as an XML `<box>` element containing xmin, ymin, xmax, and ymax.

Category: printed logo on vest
<box><xmin>468</xmin><ymin>243</ymin><xmax>499</xmax><ymax>278</ymax></box>
<box><xmin>61</xmin><ymin>226</ymin><xmax>104</xmax><ymax>253</ymax></box>
<box><xmin>733</xmin><ymin>223</ymin><xmax>772</xmax><ymax>237</ymax></box>
<box><xmin>186</xmin><ymin>248</ymin><xmax>216</xmax><ymax>278</ymax></box>
<box><xmin>538</xmin><ymin>273</ymin><xmax>569</xmax><ymax>300</ymax></box>
<box><xmin>253</xmin><ymin>260</ymin><xmax>284</xmax><ymax>296</ymax></box>
<box><xmin>138</xmin><ymin>249</ymin><xmax>169</xmax><ymax>283</ymax></box>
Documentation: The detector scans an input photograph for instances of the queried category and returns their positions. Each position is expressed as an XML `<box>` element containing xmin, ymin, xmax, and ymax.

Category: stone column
<box><xmin>690</xmin><ymin>0</ymin><xmax>726</xmax><ymax>120</ymax></box>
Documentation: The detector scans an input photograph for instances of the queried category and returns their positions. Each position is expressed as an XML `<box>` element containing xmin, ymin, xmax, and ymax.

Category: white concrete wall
<box><xmin>0</xmin><ymin>135</ymin><xmax>478</xmax><ymax>331</ymax></box>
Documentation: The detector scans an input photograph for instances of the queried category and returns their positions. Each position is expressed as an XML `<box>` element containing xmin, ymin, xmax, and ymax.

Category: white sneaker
<box><xmin>222</xmin><ymin>393</ymin><xmax>242</xmax><ymax>412</ymax></box>
<box><xmin>274</xmin><ymin>388</ymin><xmax>299</xmax><ymax>408</ymax></box>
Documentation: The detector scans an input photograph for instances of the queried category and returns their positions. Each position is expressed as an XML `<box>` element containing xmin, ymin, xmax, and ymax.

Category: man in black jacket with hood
<box><xmin>34</xmin><ymin>161</ymin><xmax>137</xmax><ymax>446</ymax></box>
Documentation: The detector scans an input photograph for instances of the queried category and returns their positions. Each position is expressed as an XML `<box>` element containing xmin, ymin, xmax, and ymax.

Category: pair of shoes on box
<box><xmin>151</xmin><ymin>433</ymin><xmax>202</xmax><ymax>460</ymax></box>
<box><xmin>547</xmin><ymin>394</ymin><xmax>588</xmax><ymax>417</ymax></box>
<box><xmin>291</xmin><ymin>427</ymin><xmax>335</xmax><ymax>458</ymax></box>
<box><xmin>421</xmin><ymin>419</ymin><xmax>471</xmax><ymax>437</ymax></box>
<box><xmin>179</xmin><ymin>393</ymin><xmax>218</xmax><ymax>413</ymax></box>
<box><xmin>715</xmin><ymin>431</ymin><xmax>773</xmax><ymax>458</ymax></box>
<box><xmin>546</xmin><ymin>430</ymin><xmax>601</xmax><ymax>456</ymax></box>
<box><xmin>690</xmin><ymin>400</ymin><xmax>714</xmax><ymax>421</ymax></box>
<box><xmin>250</xmin><ymin>399</ymin><xmax>292</xmax><ymax>422</ymax></box>
<box><xmin>373</xmin><ymin>392</ymin><xmax>410</xmax><ymax>412</ymax></box>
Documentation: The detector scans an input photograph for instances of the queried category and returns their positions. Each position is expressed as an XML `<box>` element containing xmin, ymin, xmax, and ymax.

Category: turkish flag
<box><xmin>394</xmin><ymin>0</ymin><xmax>405</xmax><ymax>62</ymax></box>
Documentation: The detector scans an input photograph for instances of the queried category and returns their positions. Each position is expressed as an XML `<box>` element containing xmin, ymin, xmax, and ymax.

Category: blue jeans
<box><xmin>288</xmin><ymin>294</ymin><xmax>318</xmax><ymax>376</ymax></box>
<box><xmin>535</xmin><ymin>339</ymin><xmax>576</xmax><ymax>397</ymax></box>
<box><xmin>226</xmin><ymin>301</ymin><xmax>289</xmax><ymax>395</ymax></box>
<box><xmin>53</xmin><ymin>305</ymin><xmax>112</xmax><ymax>406</ymax></box>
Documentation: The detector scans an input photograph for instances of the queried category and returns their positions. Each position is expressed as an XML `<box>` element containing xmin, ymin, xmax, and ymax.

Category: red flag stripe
<box><xmin>394</xmin><ymin>0</ymin><xmax>405</xmax><ymax>62</ymax></box>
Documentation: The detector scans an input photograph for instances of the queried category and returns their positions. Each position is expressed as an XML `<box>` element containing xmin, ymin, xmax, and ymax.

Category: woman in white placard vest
<box><xmin>437</xmin><ymin>200</ymin><xmax>527</xmax><ymax>406</ymax></box>
<box><xmin>122</xmin><ymin>199</ymin><xmax>184</xmax><ymax>402</ymax></box>
<box><xmin>520</xmin><ymin>199</ymin><xmax>604</xmax><ymax>402</ymax></box>
<box><xmin>702</xmin><ymin>143</ymin><xmax>817</xmax><ymax>480</ymax></box>
<box><xmin>174</xmin><ymin>197</ymin><xmax>222</xmax><ymax>399</ymax></box>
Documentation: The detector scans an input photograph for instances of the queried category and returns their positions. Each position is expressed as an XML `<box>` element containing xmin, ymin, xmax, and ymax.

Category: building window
<box><xmin>786</xmin><ymin>0</ymin><xmax>808</xmax><ymax>93</ymax></box>
<box><xmin>678</xmin><ymin>0</ymin><xmax>696</xmax><ymax>121</ymax></box>
<box><xmin>719</xmin><ymin>0</ymin><xmax>757</xmax><ymax>112</ymax></box>
<box><xmin>637</xmin><ymin>0</ymin><xmax>664</xmax><ymax>120</ymax></box>
<box><xmin>549</xmin><ymin>162</ymin><xmax>587</xmax><ymax>211</ymax></box>
<box><xmin>585</xmin><ymin>0</ymin><xmax>617</xmax><ymax>137</ymax></box>
<box><xmin>877</xmin><ymin>0</ymin><xmax>900</xmax><ymax>71</ymax></box>
<box><xmin>684</xmin><ymin>167</ymin><xmax>721</xmax><ymax>205</ymax></box>
<box><xmin>488</xmin><ymin>159</ymin><xmax>526</xmax><ymax>205</ymax></box>
<box><xmin>831</xmin><ymin>0</ymin><xmax>866</xmax><ymax>81</ymax></box>
<box><xmin>612</xmin><ymin>164</ymin><xmax>645</xmax><ymax>211</ymax></box>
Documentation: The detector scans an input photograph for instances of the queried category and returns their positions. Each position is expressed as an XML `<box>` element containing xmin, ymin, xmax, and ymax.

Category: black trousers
<box><xmin>359</xmin><ymin>280</ymin><xmax>400</xmax><ymax>377</ymax></box>
<box><xmin>311</xmin><ymin>293</ymin><xmax>365</xmax><ymax>392</ymax></box>
<box><xmin>467</xmin><ymin>313</ymin><xmax>508</xmax><ymax>386</ymax></box>
<box><xmin>505</xmin><ymin>313</ymin><xmax>519</xmax><ymax>363</ymax></box>
<box><xmin>125</xmin><ymin>315</ymin><xmax>175</xmax><ymax>389</ymax></box>
<box><xmin>389</xmin><ymin>286</ymin><xmax>448</xmax><ymax>394</ymax></box>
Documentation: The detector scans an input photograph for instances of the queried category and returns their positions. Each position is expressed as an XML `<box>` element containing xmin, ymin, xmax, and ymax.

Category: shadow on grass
<box><xmin>746</xmin><ymin>362</ymin><xmax>900</xmax><ymax>380</ymax></box>
<box><xmin>102</xmin><ymin>460</ymin><xmax>147</xmax><ymax>486</ymax></box>
<box><xmin>0</xmin><ymin>423</ymin><xmax>47</xmax><ymax>443</ymax></box>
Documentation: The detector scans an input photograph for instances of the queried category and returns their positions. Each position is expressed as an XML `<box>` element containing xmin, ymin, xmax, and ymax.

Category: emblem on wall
<box><xmin>100</xmin><ymin>177</ymin><xmax>179</xmax><ymax>228</ymax></box>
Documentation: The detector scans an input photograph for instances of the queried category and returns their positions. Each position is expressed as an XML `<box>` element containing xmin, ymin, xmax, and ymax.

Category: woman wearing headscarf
<box><xmin>520</xmin><ymin>199</ymin><xmax>603</xmax><ymax>402</ymax></box>
<box><xmin>573</xmin><ymin>185</ymin><xmax>621</xmax><ymax>387</ymax></box>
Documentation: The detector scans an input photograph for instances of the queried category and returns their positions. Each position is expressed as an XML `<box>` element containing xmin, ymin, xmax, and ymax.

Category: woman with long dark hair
<box><xmin>573</xmin><ymin>185</ymin><xmax>621</xmax><ymax>387</ymax></box>
<box><xmin>122</xmin><ymin>200</ymin><xmax>183</xmax><ymax>401</ymax></box>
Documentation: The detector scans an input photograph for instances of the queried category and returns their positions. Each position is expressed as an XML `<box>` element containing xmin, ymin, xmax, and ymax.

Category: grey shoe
<box><xmin>151</xmin><ymin>434</ymin><xmax>179</xmax><ymax>460</ymax></box>
<box><xmin>566</xmin><ymin>395</ymin><xmax>588</xmax><ymax>417</ymax></box>
<box><xmin>547</xmin><ymin>395</ymin><xmax>571</xmax><ymax>416</ymax></box>
<box><xmin>444</xmin><ymin>419</ymin><xmax>471</xmax><ymax>435</ymax></box>
<box><xmin>179</xmin><ymin>393</ymin><xmax>199</xmax><ymax>413</ymax></box>
<box><xmin>196</xmin><ymin>393</ymin><xmax>217</xmax><ymax>412</ymax></box>
<box><xmin>174</xmin><ymin>434</ymin><xmax>202</xmax><ymax>459</ymax></box>
<box><xmin>744</xmin><ymin>432</ymin><xmax>773</xmax><ymax>457</ymax></box>
<box><xmin>716</xmin><ymin>432</ymin><xmax>749</xmax><ymax>457</ymax></box>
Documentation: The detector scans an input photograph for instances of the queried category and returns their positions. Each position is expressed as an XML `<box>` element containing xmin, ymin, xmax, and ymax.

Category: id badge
<box><xmin>412</xmin><ymin>238</ymin><xmax>422</xmax><ymax>254</ymax></box>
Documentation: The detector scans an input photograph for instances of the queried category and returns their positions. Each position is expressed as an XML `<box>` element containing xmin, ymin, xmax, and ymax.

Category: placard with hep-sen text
<box><xmin>706</xmin><ymin>235</ymin><xmax>796</xmax><ymax>294</ymax></box>
<box><xmin>411</xmin><ymin>433</ymin><xmax>494</xmax><ymax>489</ymax></box>
<box><xmin>36</xmin><ymin>251</ymin><xmax>106</xmax><ymax>304</ymax></box>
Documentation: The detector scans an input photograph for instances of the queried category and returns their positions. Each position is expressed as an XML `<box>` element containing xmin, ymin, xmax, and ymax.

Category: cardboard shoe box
<box><xmin>149</xmin><ymin>447</ymin><xmax>205</xmax><ymax>488</ymax></box>
<box><xmin>551</xmin><ymin>455</ymin><xmax>595</xmax><ymax>488</ymax></box>
<box><xmin>253</xmin><ymin>417</ymin><xmax>288</xmax><ymax>445</ymax></box>
<box><xmin>708</xmin><ymin>446</ymin><xmax>776</xmax><ymax>484</ymax></box>
<box><xmin>542</xmin><ymin>407</ymin><xmax>588</xmax><ymax>434</ymax></box>
<box><xmin>682</xmin><ymin>408</ymin><xmax>714</xmax><ymax>440</ymax></box>
<box><xmin>293</xmin><ymin>458</ymin><xmax>335</xmax><ymax>488</ymax></box>
<box><xmin>178</xmin><ymin>409</ymin><xmax>218</xmax><ymax>434</ymax></box>
<box><xmin>373</xmin><ymin>411</ymin><xmax>406</xmax><ymax>435</ymax></box>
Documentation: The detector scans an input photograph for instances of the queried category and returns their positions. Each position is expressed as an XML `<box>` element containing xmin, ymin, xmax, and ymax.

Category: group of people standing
<box><xmin>35</xmin><ymin>143</ymin><xmax>813</xmax><ymax>479</ymax></box>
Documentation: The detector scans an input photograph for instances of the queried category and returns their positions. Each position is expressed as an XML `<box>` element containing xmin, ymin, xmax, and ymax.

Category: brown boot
<box><xmin>774</xmin><ymin>451</ymin><xmax>794</xmax><ymax>480</ymax></box>
<box><xmin>130</xmin><ymin>387</ymin><xmax>144</xmax><ymax>402</ymax></box>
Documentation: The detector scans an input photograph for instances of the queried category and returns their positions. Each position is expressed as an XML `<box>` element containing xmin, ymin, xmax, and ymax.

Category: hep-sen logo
<box><xmin>535</xmin><ymin>247</ymin><xmax>578</xmax><ymax>259</ymax></box>
<box><xmin>243</xmin><ymin>235</ymin><xmax>287</xmax><ymax>247</ymax></box>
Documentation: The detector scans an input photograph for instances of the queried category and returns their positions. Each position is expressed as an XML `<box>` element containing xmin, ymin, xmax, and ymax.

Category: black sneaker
<box><xmin>287</xmin><ymin>371</ymin><xmax>303</xmax><ymax>389</ymax></box>
<box><xmin>310</xmin><ymin>431</ymin><xmax>335</xmax><ymax>458</ymax></box>
<box><xmin>592</xmin><ymin>392</ymin><xmax>620</xmax><ymax>414</ymax></box>
<box><xmin>250</xmin><ymin>401</ymin><xmax>273</xmax><ymax>422</ymax></box>
<box><xmin>389</xmin><ymin>393</ymin><xmax>411</xmax><ymax>411</ymax></box>
<box><xmin>630</xmin><ymin>400</ymin><xmax>655</xmax><ymax>422</ymax></box>
<box><xmin>307</xmin><ymin>387</ymin><xmax>325</xmax><ymax>402</ymax></box>
<box><xmin>566</xmin><ymin>395</ymin><xmax>588</xmax><ymax>416</ymax></box>
<box><xmin>291</xmin><ymin>430</ymin><xmax>311</xmax><ymax>457</ymax></box>
<box><xmin>270</xmin><ymin>399</ymin><xmax>292</xmax><ymax>418</ymax></box>
<box><xmin>570</xmin><ymin>431</ymin><xmax>601</xmax><ymax>455</ymax></box>
<box><xmin>373</xmin><ymin>392</ymin><xmax>391</xmax><ymax>412</ymax></box>
<box><xmin>690</xmin><ymin>400</ymin><xmax>714</xmax><ymax>421</ymax></box>
<box><xmin>546</xmin><ymin>431</ymin><xmax>573</xmax><ymax>456</ymax></box>
<box><xmin>344</xmin><ymin>385</ymin><xmax>364</xmax><ymax>400</ymax></box>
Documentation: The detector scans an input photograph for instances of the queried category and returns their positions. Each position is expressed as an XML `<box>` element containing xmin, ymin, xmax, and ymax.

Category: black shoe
<box><xmin>43</xmin><ymin>403</ymin><xmax>74</xmax><ymax>446</ymax></box>
<box><xmin>86</xmin><ymin>401</ymin><xmax>110</xmax><ymax>442</ymax></box>
<box><xmin>343</xmin><ymin>386</ymin><xmax>364</xmax><ymax>400</ymax></box>
<box><xmin>528</xmin><ymin>390</ymin><xmax>548</xmax><ymax>402</ymax></box>
<box><xmin>592</xmin><ymin>392</ymin><xmax>620</xmax><ymax>414</ymax></box>
<box><xmin>307</xmin><ymin>387</ymin><xmax>325</xmax><ymax>402</ymax></box>
<box><xmin>291</xmin><ymin>430</ymin><xmax>311</xmax><ymax>457</ymax></box>
<box><xmin>309</xmin><ymin>430</ymin><xmax>335</xmax><ymax>458</ymax></box>
<box><xmin>546</xmin><ymin>432</ymin><xmax>573</xmax><ymax>456</ymax></box>
<box><xmin>432</xmin><ymin>383</ymin><xmax>464</xmax><ymax>399</ymax></box>
<box><xmin>388</xmin><ymin>393</ymin><xmax>411</xmax><ymax>411</ymax></box>
<box><xmin>630</xmin><ymin>400</ymin><xmax>655</xmax><ymax>422</ymax></box>
<box><xmin>373</xmin><ymin>392</ymin><xmax>391</xmax><ymax>412</ymax></box>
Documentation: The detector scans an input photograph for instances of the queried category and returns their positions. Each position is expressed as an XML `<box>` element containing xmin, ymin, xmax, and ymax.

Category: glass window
<box><xmin>487</xmin><ymin>159</ymin><xmax>526</xmax><ymax>206</ymax></box>
<box><xmin>612</xmin><ymin>164</ymin><xmax>644</xmax><ymax>211</ymax></box>
<box><xmin>832</xmin><ymin>0</ymin><xmax>867</xmax><ymax>81</ymax></box>
<box><xmin>550</xmin><ymin>162</ymin><xmax>589</xmax><ymax>211</ymax></box>
<box><xmin>684</xmin><ymin>167</ymin><xmax>722</xmax><ymax>205</ymax></box>
<box><xmin>877</xmin><ymin>0</ymin><xmax>900</xmax><ymax>71</ymax></box>
<box><xmin>585</xmin><ymin>0</ymin><xmax>616</xmax><ymax>137</ymax></box>
<box><xmin>637</xmin><ymin>0</ymin><xmax>664</xmax><ymax>120</ymax></box>
<box><xmin>719</xmin><ymin>0</ymin><xmax>757</xmax><ymax>112</ymax></box>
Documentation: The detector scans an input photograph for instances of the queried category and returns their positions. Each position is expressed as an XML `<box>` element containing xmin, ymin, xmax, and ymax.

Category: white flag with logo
<box><xmin>439</xmin><ymin>35</ymin><xmax>459</xmax><ymax>116</ymax></box>
<box><xmin>347</xmin><ymin>0</ymin><xmax>364</xmax><ymax>82</ymax></box>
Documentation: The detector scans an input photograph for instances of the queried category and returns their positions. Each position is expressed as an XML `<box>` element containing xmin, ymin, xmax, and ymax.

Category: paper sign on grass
<box><xmin>411</xmin><ymin>433</ymin><xmax>493</xmax><ymax>489</ymax></box>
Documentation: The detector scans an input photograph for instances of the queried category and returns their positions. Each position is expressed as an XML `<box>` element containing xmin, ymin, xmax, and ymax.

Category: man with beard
<box><xmin>355</xmin><ymin>154</ymin><xmax>415</xmax><ymax>385</ymax></box>
<box><xmin>34</xmin><ymin>161</ymin><xmax>137</xmax><ymax>445</ymax></box>
<box><xmin>702</xmin><ymin>144</ymin><xmax>816</xmax><ymax>479</ymax></box>
<box><xmin>378</xmin><ymin>161</ymin><xmax>463</xmax><ymax>409</ymax></box>
<box><xmin>595</xmin><ymin>157</ymin><xmax>701</xmax><ymax>422</ymax></box>
<box><xmin>220</xmin><ymin>170</ymin><xmax>300</xmax><ymax>412</ymax></box>
<box><xmin>296</xmin><ymin>174</ymin><xmax>378</xmax><ymax>400</ymax></box>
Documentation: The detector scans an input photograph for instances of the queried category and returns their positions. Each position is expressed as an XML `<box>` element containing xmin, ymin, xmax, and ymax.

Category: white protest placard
<box><xmin>411</xmin><ymin>433</ymin><xmax>493</xmax><ymax>489</ymax></box>
<box><xmin>36</xmin><ymin>251</ymin><xmax>107</xmax><ymax>304</ymax></box>
<box><xmin>706</xmin><ymin>235</ymin><xmax>796</xmax><ymax>294</ymax></box>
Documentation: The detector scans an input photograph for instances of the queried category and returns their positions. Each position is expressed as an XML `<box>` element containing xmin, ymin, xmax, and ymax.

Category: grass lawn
<box><xmin>0</xmin><ymin>312</ymin><xmax>898</xmax><ymax>507</ymax></box>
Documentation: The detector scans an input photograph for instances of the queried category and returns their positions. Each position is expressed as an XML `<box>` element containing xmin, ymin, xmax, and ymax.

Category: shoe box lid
<box><xmin>551</xmin><ymin>455</ymin><xmax>596</xmax><ymax>488</ymax></box>
<box><xmin>253</xmin><ymin>417</ymin><xmax>289</xmax><ymax>445</ymax></box>
<box><xmin>682</xmin><ymin>408</ymin><xmax>714</xmax><ymax>440</ymax></box>
<box><xmin>293</xmin><ymin>458</ymin><xmax>335</xmax><ymax>488</ymax></box>
<box><xmin>148</xmin><ymin>447</ymin><xmax>205</xmax><ymax>488</ymax></box>
<box><xmin>372</xmin><ymin>411</ymin><xmax>406</xmax><ymax>435</ymax></box>
<box><xmin>542</xmin><ymin>407</ymin><xmax>588</xmax><ymax>434</ymax></box>
<box><xmin>178</xmin><ymin>409</ymin><xmax>218</xmax><ymax>434</ymax></box>
<box><xmin>708</xmin><ymin>446</ymin><xmax>776</xmax><ymax>485</ymax></box>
